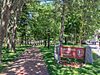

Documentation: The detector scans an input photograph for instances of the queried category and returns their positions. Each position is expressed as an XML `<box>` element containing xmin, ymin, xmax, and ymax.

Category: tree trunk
<box><xmin>11</xmin><ymin>0</ymin><xmax>25</xmax><ymax>51</ymax></box>
<box><xmin>20</xmin><ymin>37</ymin><xmax>24</xmax><ymax>45</ymax></box>
<box><xmin>0</xmin><ymin>0</ymin><xmax>11</xmax><ymax>63</ymax></box>
<box><xmin>65</xmin><ymin>37</ymin><xmax>67</xmax><ymax>44</ymax></box>
<box><xmin>59</xmin><ymin>0</ymin><xmax>65</xmax><ymax>45</ymax></box>
<box><xmin>6</xmin><ymin>20</ymin><xmax>13</xmax><ymax>49</ymax></box>
<box><xmin>11</xmin><ymin>14</ymin><xmax>17</xmax><ymax>52</ymax></box>
<box><xmin>0</xmin><ymin>0</ymin><xmax>25</xmax><ymax>63</ymax></box>
<box><xmin>7</xmin><ymin>32</ymin><xmax>12</xmax><ymax>49</ymax></box>
<box><xmin>47</xmin><ymin>32</ymin><xmax>50</xmax><ymax>49</ymax></box>
<box><xmin>44</xmin><ymin>40</ymin><xmax>47</xmax><ymax>47</ymax></box>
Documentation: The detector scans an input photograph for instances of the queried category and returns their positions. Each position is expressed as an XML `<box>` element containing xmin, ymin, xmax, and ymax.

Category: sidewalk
<box><xmin>0</xmin><ymin>48</ymin><xmax>49</xmax><ymax>75</ymax></box>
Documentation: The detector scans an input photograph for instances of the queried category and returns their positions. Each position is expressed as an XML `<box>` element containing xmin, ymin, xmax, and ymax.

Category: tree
<box><xmin>59</xmin><ymin>0</ymin><xmax>65</xmax><ymax>45</ymax></box>
<box><xmin>0</xmin><ymin>0</ymin><xmax>27</xmax><ymax>63</ymax></box>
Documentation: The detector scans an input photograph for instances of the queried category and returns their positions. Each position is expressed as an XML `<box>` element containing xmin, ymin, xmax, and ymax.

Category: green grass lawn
<box><xmin>0</xmin><ymin>45</ymin><xmax>31</xmax><ymax>72</ymax></box>
<box><xmin>39</xmin><ymin>46</ymin><xmax>100</xmax><ymax>75</ymax></box>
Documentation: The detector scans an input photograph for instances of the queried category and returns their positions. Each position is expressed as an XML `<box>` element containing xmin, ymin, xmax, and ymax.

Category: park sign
<box><xmin>54</xmin><ymin>45</ymin><xmax>93</xmax><ymax>68</ymax></box>
<box><xmin>60</xmin><ymin>46</ymin><xmax>85</xmax><ymax>60</ymax></box>
<box><xmin>59</xmin><ymin>46</ymin><xmax>86</xmax><ymax>68</ymax></box>
<box><xmin>54</xmin><ymin>45</ymin><xmax>86</xmax><ymax>68</ymax></box>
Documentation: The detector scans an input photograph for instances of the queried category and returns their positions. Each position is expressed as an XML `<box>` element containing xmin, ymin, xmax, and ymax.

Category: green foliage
<box><xmin>22</xmin><ymin>0</ymin><xmax>100</xmax><ymax>43</ymax></box>
<box><xmin>63</xmin><ymin>0</ymin><xmax>100</xmax><ymax>43</ymax></box>
<box><xmin>2</xmin><ymin>45</ymin><xmax>31</xmax><ymax>62</ymax></box>
<box><xmin>17</xmin><ymin>0</ymin><xmax>100</xmax><ymax>44</ymax></box>
<box><xmin>18</xmin><ymin>1</ymin><xmax>61</xmax><ymax>42</ymax></box>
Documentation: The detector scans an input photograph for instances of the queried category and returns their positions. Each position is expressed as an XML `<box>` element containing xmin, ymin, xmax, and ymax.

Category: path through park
<box><xmin>0</xmin><ymin>48</ymin><xmax>49</xmax><ymax>75</ymax></box>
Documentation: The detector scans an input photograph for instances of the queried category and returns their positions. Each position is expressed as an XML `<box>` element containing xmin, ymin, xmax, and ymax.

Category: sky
<box><xmin>40</xmin><ymin>0</ymin><xmax>53</xmax><ymax>4</ymax></box>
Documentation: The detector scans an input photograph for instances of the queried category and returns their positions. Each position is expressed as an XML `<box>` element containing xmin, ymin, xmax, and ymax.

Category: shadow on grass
<box><xmin>0</xmin><ymin>45</ymin><xmax>32</xmax><ymax>72</ymax></box>
<box><xmin>39</xmin><ymin>46</ymin><xmax>100</xmax><ymax>75</ymax></box>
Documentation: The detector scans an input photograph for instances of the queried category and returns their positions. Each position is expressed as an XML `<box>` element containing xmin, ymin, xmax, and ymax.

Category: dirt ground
<box><xmin>0</xmin><ymin>48</ymin><xmax>49</xmax><ymax>75</ymax></box>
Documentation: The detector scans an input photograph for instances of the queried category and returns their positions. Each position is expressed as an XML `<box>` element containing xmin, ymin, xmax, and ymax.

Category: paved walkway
<box><xmin>0</xmin><ymin>48</ymin><xmax>49</xmax><ymax>75</ymax></box>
